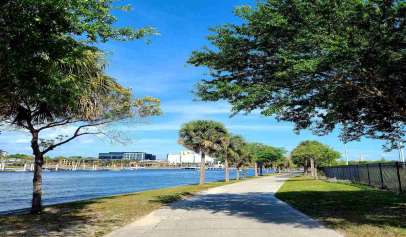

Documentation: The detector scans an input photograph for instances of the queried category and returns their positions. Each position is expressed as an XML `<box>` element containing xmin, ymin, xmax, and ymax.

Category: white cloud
<box><xmin>133</xmin><ymin>138</ymin><xmax>175</xmax><ymax>145</ymax></box>
<box><xmin>78</xmin><ymin>137</ymin><xmax>97</xmax><ymax>144</ymax></box>
<box><xmin>162</xmin><ymin>101</ymin><xmax>231</xmax><ymax>115</ymax></box>
<box><xmin>229</xmin><ymin>124</ymin><xmax>293</xmax><ymax>132</ymax></box>
<box><xmin>0</xmin><ymin>132</ymin><xmax>29</xmax><ymax>144</ymax></box>
<box><xmin>116</xmin><ymin>122</ymin><xmax>180</xmax><ymax>132</ymax></box>
<box><xmin>15</xmin><ymin>138</ymin><xmax>31</xmax><ymax>144</ymax></box>
<box><xmin>117</xmin><ymin>121</ymin><xmax>293</xmax><ymax>133</ymax></box>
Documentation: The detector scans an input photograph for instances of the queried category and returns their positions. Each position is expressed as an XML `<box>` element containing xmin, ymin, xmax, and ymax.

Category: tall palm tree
<box><xmin>179</xmin><ymin>120</ymin><xmax>228</xmax><ymax>185</ymax></box>
<box><xmin>230</xmin><ymin>136</ymin><xmax>247</xmax><ymax>180</ymax></box>
<box><xmin>218</xmin><ymin>134</ymin><xmax>232</xmax><ymax>182</ymax></box>
<box><xmin>224</xmin><ymin>135</ymin><xmax>245</xmax><ymax>181</ymax></box>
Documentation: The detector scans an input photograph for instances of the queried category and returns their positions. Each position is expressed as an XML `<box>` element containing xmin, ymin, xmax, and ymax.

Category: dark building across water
<box><xmin>98</xmin><ymin>152</ymin><xmax>156</xmax><ymax>161</ymax></box>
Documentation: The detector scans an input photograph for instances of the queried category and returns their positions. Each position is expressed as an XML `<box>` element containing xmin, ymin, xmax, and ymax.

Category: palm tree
<box><xmin>214</xmin><ymin>134</ymin><xmax>246</xmax><ymax>182</ymax></box>
<box><xmin>217</xmin><ymin>134</ymin><xmax>231</xmax><ymax>182</ymax></box>
<box><xmin>227</xmin><ymin>135</ymin><xmax>246</xmax><ymax>181</ymax></box>
<box><xmin>179</xmin><ymin>120</ymin><xmax>228</xmax><ymax>185</ymax></box>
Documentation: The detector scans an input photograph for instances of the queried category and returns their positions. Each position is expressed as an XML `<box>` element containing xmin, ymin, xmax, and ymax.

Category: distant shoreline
<box><xmin>0</xmin><ymin>166</ymin><xmax>240</xmax><ymax>172</ymax></box>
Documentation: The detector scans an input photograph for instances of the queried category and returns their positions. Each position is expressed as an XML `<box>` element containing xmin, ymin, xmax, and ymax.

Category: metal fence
<box><xmin>322</xmin><ymin>162</ymin><xmax>406</xmax><ymax>193</ymax></box>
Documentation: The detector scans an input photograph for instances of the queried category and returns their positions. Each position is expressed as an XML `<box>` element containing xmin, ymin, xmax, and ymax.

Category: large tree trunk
<box><xmin>254</xmin><ymin>162</ymin><xmax>258</xmax><ymax>177</ymax></box>
<box><xmin>315</xmin><ymin>166</ymin><xmax>318</xmax><ymax>179</ymax></box>
<box><xmin>236</xmin><ymin>167</ymin><xmax>240</xmax><ymax>180</ymax></box>
<box><xmin>224</xmin><ymin>157</ymin><xmax>229</xmax><ymax>182</ymax></box>
<box><xmin>259</xmin><ymin>162</ymin><xmax>263</xmax><ymax>176</ymax></box>
<box><xmin>31</xmin><ymin>131</ymin><xmax>44</xmax><ymax>214</ymax></box>
<box><xmin>304</xmin><ymin>159</ymin><xmax>308</xmax><ymax>176</ymax></box>
<box><xmin>199</xmin><ymin>152</ymin><xmax>206</xmax><ymax>185</ymax></box>
<box><xmin>310</xmin><ymin>158</ymin><xmax>315</xmax><ymax>178</ymax></box>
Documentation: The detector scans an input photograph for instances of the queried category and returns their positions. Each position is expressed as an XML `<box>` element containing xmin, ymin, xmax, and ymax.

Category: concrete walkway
<box><xmin>106</xmin><ymin>174</ymin><xmax>342</xmax><ymax>237</ymax></box>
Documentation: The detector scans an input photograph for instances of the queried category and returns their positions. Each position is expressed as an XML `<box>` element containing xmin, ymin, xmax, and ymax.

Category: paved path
<box><xmin>106</xmin><ymin>174</ymin><xmax>342</xmax><ymax>237</ymax></box>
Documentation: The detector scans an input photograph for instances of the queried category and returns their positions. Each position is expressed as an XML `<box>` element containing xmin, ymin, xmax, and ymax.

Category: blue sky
<box><xmin>0</xmin><ymin>0</ymin><xmax>401</xmax><ymax>161</ymax></box>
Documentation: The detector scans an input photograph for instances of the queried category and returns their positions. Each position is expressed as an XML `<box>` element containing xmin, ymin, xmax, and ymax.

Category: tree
<box><xmin>7</xmin><ymin>153</ymin><xmax>33</xmax><ymax>161</ymax></box>
<box><xmin>0</xmin><ymin>0</ymin><xmax>155</xmax><ymax>108</ymax></box>
<box><xmin>0</xmin><ymin>0</ymin><xmax>160</xmax><ymax>213</ymax></box>
<box><xmin>291</xmin><ymin>140</ymin><xmax>341</xmax><ymax>177</ymax></box>
<box><xmin>178</xmin><ymin>120</ymin><xmax>228</xmax><ymax>184</ymax></box>
<box><xmin>282</xmin><ymin>156</ymin><xmax>295</xmax><ymax>171</ymax></box>
<box><xmin>246</xmin><ymin>143</ymin><xmax>285</xmax><ymax>176</ymax></box>
<box><xmin>189</xmin><ymin>0</ymin><xmax>406</xmax><ymax>149</ymax></box>
<box><xmin>229</xmin><ymin>136</ymin><xmax>248</xmax><ymax>180</ymax></box>
<box><xmin>215</xmin><ymin>134</ymin><xmax>232</xmax><ymax>182</ymax></box>
<box><xmin>216</xmin><ymin>134</ymin><xmax>246</xmax><ymax>182</ymax></box>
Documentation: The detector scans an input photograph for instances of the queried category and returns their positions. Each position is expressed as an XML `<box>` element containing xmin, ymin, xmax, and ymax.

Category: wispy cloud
<box><xmin>0</xmin><ymin>132</ymin><xmax>29</xmax><ymax>144</ymax></box>
<box><xmin>162</xmin><ymin>100</ymin><xmax>231</xmax><ymax>115</ymax></box>
<box><xmin>117</xmin><ymin>121</ymin><xmax>292</xmax><ymax>133</ymax></box>
<box><xmin>133</xmin><ymin>138</ymin><xmax>175</xmax><ymax>145</ymax></box>
<box><xmin>14</xmin><ymin>138</ymin><xmax>31</xmax><ymax>144</ymax></box>
<box><xmin>229</xmin><ymin>124</ymin><xmax>293</xmax><ymax>132</ymax></box>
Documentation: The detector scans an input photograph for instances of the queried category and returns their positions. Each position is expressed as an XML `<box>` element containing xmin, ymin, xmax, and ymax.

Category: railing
<box><xmin>322</xmin><ymin>162</ymin><xmax>406</xmax><ymax>193</ymax></box>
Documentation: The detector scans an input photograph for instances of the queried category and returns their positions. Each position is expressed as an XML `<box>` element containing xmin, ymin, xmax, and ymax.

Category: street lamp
<box><xmin>398</xmin><ymin>142</ymin><xmax>405</xmax><ymax>163</ymax></box>
<box><xmin>344</xmin><ymin>143</ymin><xmax>349</xmax><ymax>165</ymax></box>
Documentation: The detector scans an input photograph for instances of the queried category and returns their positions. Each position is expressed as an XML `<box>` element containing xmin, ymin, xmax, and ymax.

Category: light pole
<box><xmin>344</xmin><ymin>143</ymin><xmax>349</xmax><ymax>165</ymax></box>
<box><xmin>398</xmin><ymin>142</ymin><xmax>405</xmax><ymax>163</ymax></box>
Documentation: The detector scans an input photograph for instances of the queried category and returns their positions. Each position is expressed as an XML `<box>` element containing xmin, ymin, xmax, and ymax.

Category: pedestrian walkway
<box><xmin>106</xmin><ymin>174</ymin><xmax>342</xmax><ymax>237</ymax></box>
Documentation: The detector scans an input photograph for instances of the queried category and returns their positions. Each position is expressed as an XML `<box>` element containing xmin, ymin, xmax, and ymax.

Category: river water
<box><xmin>0</xmin><ymin>169</ymin><xmax>255</xmax><ymax>213</ymax></box>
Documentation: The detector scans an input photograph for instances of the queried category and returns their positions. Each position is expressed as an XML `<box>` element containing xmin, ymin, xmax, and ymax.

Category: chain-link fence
<box><xmin>322</xmin><ymin>162</ymin><xmax>406</xmax><ymax>193</ymax></box>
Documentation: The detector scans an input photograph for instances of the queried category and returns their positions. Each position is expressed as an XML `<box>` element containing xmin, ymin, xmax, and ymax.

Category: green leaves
<box><xmin>0</xmin><ymin>0</ymin><xmax>159</xmax><ymax>127</ymax></box>
<box><xmin>291</xmin><ymin>140</ymin><xmax>341</xmax><ymax>167</ymax></box>
<box><xmin>214</xmin><ymin>134</ymin><xmax>248</xmax><ymax>165</ymax></box>
<box><xmin>190</xmin><ymin>0</ymin><xmax>406</xmax><ymax>149</ymax></box>
<box><xmin>178</xmin><ymin>121</ymin><xmax>285</xmax><ymax>169</ymax></box>
<box><xmin>178</xmin><ymin>120</ymin><xmax>228</xmax><ymax>156</ymax></box>
<box><xmin>246</xmin><ymin>143</ymin><xmax>286</xmax><ymax>164</ymax></box>
<box><xmin>134</xmin><ymin>97</ymin><xmax>162</xmax><ymax>118</ymax></box>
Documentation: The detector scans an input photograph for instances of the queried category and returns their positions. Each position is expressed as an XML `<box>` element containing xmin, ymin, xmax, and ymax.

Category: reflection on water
<box><xmin>0</xmin><ymin>168</ymin><xmax>255</xmax><ymax>212</ymax></box>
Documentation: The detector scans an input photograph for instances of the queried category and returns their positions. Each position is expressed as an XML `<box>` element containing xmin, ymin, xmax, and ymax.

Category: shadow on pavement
<box><xmin>167</xmin><ymin>188</ymin><xmax>406</xmax><ymax>231</ymax></box>
<box><xmin>167</xmin><ymin>192</ymin><xmax>325</xmax><ymax>229</ymax></box>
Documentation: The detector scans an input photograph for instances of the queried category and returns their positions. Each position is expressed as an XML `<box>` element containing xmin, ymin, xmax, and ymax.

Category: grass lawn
<box><xmin>275</xmin><ymin>176</ymin><xmax>406</xmax><ymax>237</ymax></box>
<box><xmin>0</xmin><ymin>179</ymin><xmax>246</xmax><ymax>237</ymax></box>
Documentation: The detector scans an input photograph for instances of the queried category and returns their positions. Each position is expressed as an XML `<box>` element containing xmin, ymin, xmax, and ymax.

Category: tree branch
<box><xmin>37</xmin><ymin>119</ymin><xmax>78</xmax><ymax>131</ymax></box>
<box><xmin>41</xmin><ymin>121</ymin><xmax>111</xmax><ymax>154</ymax></box>
<box><xmin>42</xmin><ymin>132</ymin><xmax>104</xmax><ymax>154</ymax></box>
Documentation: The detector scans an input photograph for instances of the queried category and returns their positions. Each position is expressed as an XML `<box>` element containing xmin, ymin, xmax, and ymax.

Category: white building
<box><xmin>0</xmin><ymin>150</ymin><xmax>7</xmax><ymax>157</ymax></box>
<box><xmin>167</xmin><ymin>150</ymin><xmax>215</xmax><ymax>164</ymax></box>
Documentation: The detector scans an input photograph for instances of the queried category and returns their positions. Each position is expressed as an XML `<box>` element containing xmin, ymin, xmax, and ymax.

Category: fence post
<box><xmin>379</xmin><ymin>163</ymin><xmax>384</xmax><ymax>189</ymax></box>
<box><xmin>357</xmin><ymin>165</ymin><xmax>361</xmax><ymax>182</ymax></box>
<box><xmin>366</xmin><ymin>164</ymin><xmax>371</xmax><ymax>186</ymax></box>
<box><xmin>396</xmin><ymin>162</ymin><xmax>402</xmax><ymax>193</ymax></box>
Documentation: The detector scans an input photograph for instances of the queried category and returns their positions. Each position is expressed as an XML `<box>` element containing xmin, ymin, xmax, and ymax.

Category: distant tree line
<box><xmin>178</xmin><ymin>120</ymin><xmax>289</xmax><ymax>184</ymax></box>
<box><xmin>177</xmin><ymin>120</ymin><xmax>346</xmax><ymax>183</ymax></box>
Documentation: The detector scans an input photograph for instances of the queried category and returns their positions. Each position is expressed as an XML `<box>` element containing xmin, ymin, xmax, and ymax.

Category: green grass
<box><xmin>0</xmin><ymin>179</ymin><xmax>245</xmax><ymax>237</ymax></box>
<box><xmin>275</xmin><ymin>176</ymin><xmax>406</xmax><ymax>237</ymax></box>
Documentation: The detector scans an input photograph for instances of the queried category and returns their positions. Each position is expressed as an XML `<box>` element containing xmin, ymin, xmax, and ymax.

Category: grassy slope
<box><xmin>275</xmin><ymin>176</ymin><xmax>406</xmax><ymax>237</ymax></box>
<box><xmin>0</xmin><ymin>180</ymin><xmax>242</xmax><ymax>237</ymax></box>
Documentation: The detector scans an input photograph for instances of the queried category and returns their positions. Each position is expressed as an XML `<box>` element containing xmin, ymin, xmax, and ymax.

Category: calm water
<box><xmin>0</xmin><ymin>169</ymin><xmax>255</xmax><ymax>212</ymax></box>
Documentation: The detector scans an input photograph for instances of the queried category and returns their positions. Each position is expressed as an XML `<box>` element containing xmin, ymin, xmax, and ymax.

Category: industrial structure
<box><xmin>167</xmin><ymin>150</ymin><xmax>216</xmax><ymax>165</ymax></box>
<box><xmin>98</xmin><ymin>152</ymin><xmax>156</xmax><ymax>161</ymax></box>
